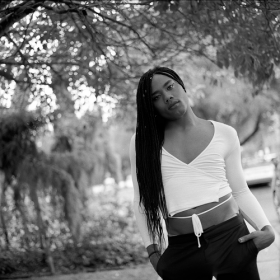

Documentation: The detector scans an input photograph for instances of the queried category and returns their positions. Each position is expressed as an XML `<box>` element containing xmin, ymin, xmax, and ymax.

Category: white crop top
<box><xmin>130</xmin><ymin>120</ymin><xmax>271</xmax><ymax>248</ymax></box>
<box><xmin>162</xmin><ymin>120</ymin><xmax>233</xmax><ymax>216</ymax></box>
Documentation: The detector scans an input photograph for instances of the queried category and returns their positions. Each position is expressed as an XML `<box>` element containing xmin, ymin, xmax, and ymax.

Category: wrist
<box><xmin>148</xmin><ymin>250</ymin><xmax>160</xmax><ymax>258</ymax></box>
<box><xmin>146</xmin><ymin>243</ymin><xmax>159</xmax><ymax>255</ymax></box>
<box><xmin>261</xmin><ymin>225</ymin><xmax>274</xmax><ymax>233</ymax></box>
<box><xmin>261</xmin><ymin>225</ymin><xmax>275</xmax><ymax>241</ymax></box>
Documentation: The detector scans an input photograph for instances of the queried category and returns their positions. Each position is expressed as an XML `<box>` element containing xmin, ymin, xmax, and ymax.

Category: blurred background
<box><xmin>0</xmin><ymin>0</ymin><xmax>280</xmax><ymax>278</ymax></box>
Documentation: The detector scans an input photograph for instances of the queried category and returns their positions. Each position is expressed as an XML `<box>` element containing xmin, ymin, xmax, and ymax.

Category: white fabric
<box><xmin>169</xmin><ymin>194</ymin><xmax>233</xmax><ymax>219</ymax></box>
<box><xmin>161</xmin><ymin>120</ymin><xmax>233</xmax><ymax>216</ymax></box>
<box><xmin>129</xmin><ymin>120</ymin><xmax>271</xmax><ymax>248</ymax></box>
<box><xmin>191</xmin><ymin>214</ymin><xmax>203</xmax><ymax>248</ymax></box>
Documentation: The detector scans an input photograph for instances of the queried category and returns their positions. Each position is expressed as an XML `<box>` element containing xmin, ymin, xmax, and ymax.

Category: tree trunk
<box><xmin>30</xmin><ymin>184</ymin><xmax>55</xmax><ymax>274</ymax></box>
<box><xmin>239</xmin><ymin>112</ymin><xmax>262</xmax><ymax>146</ymax></box>
<box><xmin>0</xmin><ymin>171</ymin><xmax>4</xmax><ymax>208</ymax></box>
<box><xmin>51</xmin><ymin>79</ymin><xmax>75</xmax><ymax>116</ymax></box>
<box><xmin>14</xmin><ymin>184</ymin><xmax>31</xmax><ymax>250</ymax></box>
<box><xmin>60</xmin><ymin>172</ymin><xmax>82</xmax><ymax>245</ymax></box>
<box><xmin>0</xmin><ymin>178</ymin><xmax>10</xmax><ymax>249</ymax></box>
<box><xmin>0</xmin><ymin>210</ymin><xmax>9</xmax><ymax>249</ymax></box>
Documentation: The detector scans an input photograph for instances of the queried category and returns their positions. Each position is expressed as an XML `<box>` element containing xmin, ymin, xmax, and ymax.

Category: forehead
<box><xmin>151</xmin><ymin>74</ymin><xmax>173</xmax><ymax>92</ymax></box>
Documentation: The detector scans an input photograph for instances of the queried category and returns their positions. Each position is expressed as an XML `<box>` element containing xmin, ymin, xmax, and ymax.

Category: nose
<box><xmin>165</xmin><ymin>96</ymin><xmax>173</xmax><ymax>104</ymax></box>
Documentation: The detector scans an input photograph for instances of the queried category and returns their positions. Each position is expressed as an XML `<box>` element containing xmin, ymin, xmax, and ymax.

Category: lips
<box><xmin>168</xmin><ymin>100</ymin><xmax>180</xmax><ymax>110</ymax></box>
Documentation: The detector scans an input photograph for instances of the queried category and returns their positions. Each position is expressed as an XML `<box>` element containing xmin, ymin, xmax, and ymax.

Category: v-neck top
<box><xmin>129</xmin><ymin>120</ymin><xmax>271</xmax><ymax>248</ymax></box>
<box><xmin>162</xmin><ymin>120</ymin><xmax>216</xmax><ymax>166</ymax></box>
<box><xmin>161</xmin><ymin>120</ymin><xmax>233</xmax><ymax>217</ymax></box>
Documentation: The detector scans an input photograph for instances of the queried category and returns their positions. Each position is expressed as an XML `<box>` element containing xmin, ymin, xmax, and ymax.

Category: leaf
<box><xmin>213</xmin><ymin>79</ymin><xmax>218</xmax><ymax>86</ymax></box>
<box><xmin>217</xmin><ymin>60</ymin><xmax>223</xmax><ymax>68</ymax></box>
<box><xmin>237</xmin><ymin>55</ymin><xmax>244</xmax><ymax>67</ymax></box>
<box><xmin>154</xmin><ymin>1</ymin><xmax>169</xmax><ymax>12</ymax></box>
<box><xmin>252</xmin><ymin>56</ymin><xmax>261</xmax><ymax>70</ymax></box>
<box><xmin>224</xmin><ymin>56</ymin><xmax>230</xmax><ymax>69</ymax></box>
<box><xmin>240</xmin><ymin>64</ymin><xmax>246</xmax><ymax>75</ymax></box>
<box><xmin>170</xmin><ymin>1</ymin><xmax>179</xmax><ymax>12</ymax></box>
<box><xmin>191</xmin><ymin>0</ymin><xmax>198</xmax><ymax>13</ymax></box>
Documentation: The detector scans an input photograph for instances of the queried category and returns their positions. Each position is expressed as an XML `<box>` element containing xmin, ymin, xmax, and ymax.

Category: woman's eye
<box><xmin>152</xmin><ymin>96</ymin><xmax>159</xmax><ymax>102</ymax></box>
<box><xmin>167</xmin><ymin>83</ymin><xmax>174</xmax><ymax>90</ymax></box>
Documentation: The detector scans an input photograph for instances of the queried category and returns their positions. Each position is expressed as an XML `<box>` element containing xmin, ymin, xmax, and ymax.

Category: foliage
<box><xmin>0</xmin><ymin>108</ymin><xmax>129</xmax><ymax>275</ymax></box>
<box><xmin>159</xmin><ymin>53</ymin><xmax>279</xmax><ymax>145</ymax></box>
<box><xmin>0</xmin><ymin>111</ymin><xmax>82</xmax><ymax>241</ymax></box>
<box><xmin>0</xmin><ymin>110</ymin><xmax>45</xmax><ymax>182</ymax></box>
<box><xmin>0</xmin><ymin>187</ymin><xmax>147</xmax><ymax>275</ymax></box>
<box><xmin>0</xmin><ymin>0</ymin><xmax>280</xmax><ymax>115</ymax></box>
<box><xmin>51</xmin><ymin>110</ymin><xmax>123</xmax><ymax>185</ymax></box>
<box><xmin>1</xmin><ymin>1</ymin><xmax>280</xmax><ymax>276</ymax></box>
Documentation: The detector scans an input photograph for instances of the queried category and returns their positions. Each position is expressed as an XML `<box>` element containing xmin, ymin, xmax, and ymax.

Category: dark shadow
<box><xmin>248</xmin><ymin>182</ymin><xmax>270</xmax><ymax>189</ymax></box>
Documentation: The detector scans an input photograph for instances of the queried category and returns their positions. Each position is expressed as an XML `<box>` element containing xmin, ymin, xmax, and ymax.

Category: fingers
<box><xmin>238</xmin><ymin>232</ymin><xmax>257</xmax><ymax>243</ymax></box>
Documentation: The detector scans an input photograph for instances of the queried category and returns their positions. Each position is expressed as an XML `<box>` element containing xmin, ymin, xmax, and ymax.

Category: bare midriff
<box><xmin>165</xmin><ymin>193</ymin><xmax>239</xmax><ymax>236</ymax></box>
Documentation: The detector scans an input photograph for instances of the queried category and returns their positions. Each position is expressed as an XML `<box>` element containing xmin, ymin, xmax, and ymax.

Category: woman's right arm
<box><xmin>129</xmin><ymin>134</ymin><xmax>162</xmax><ymax>272</ymax></box>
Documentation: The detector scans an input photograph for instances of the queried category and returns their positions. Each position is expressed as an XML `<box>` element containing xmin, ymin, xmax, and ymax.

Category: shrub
<box><xmin>0</xmin><ymin>187</ymin><xmax>148</xmax><ymax>275</ymax></box>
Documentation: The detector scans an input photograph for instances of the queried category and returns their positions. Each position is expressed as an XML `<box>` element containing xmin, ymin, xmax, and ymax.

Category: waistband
<box><xmin>167</xmin><ymin>194</ymin><xmax>234</xmax><ymax>247</ymax></box>
<box><xmin>168</xmin><ymin>213</ymin><xmax>244</xmax><ymax>245</ymax></box>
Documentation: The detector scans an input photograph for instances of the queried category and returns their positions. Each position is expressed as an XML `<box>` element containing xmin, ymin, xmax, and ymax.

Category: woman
<box><xmin>130</xmin><ymin>66</ymin><xmax>275</xmax><ymax>280</ymax></box>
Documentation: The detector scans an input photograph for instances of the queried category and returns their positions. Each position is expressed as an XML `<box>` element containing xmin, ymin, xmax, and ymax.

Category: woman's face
<box><xmin>151</xmin><ymin>74</ymin><xmax>189</xmax><ymax>120</ymax></box>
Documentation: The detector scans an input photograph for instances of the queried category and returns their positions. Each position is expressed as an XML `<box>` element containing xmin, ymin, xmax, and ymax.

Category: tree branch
<box><xmin>240</xmin><ymin>112</ymin><xmax>262</xmax><ymax>145</ymax></box>
<box><xmin>0</xmin><ymin>0</ymin><xmax>45</xmax><ymax>38</ymax></box>
<box><xmin>0</xmin><ymin>69</ymin><xmax>17</xmax><ymax>81</ymax></box>
<box><xmin>5</xmin><ymin>32</ymin><xmax>30</xmax><ymax>66</ymax></box>
<box><xmin>87</xmin><ymin>6</ymin><xmax>155</xmax><ymax>55</ymax></box>
<box><xmin>40</xmin><ymin>3</ymin><xmax>82</xmax><ymax>15</ymax></box>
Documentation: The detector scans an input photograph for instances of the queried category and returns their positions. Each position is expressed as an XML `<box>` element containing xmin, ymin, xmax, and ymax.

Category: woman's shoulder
<box><xmin>212</xmin><ymin>120</ymin><xmax>237</xmax><ymax>133</ymax></box>
<box><xmin>211</xmin><ymin>120</ymin><xmax>238</xmax><ymax>140</ymax></box>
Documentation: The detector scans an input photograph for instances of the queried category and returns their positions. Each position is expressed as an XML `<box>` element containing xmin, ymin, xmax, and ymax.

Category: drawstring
<box><xmin>192</xmin><ymin>214</ymin><xmax>204</xmax><ymax>248</ymax></box>
<box><xmin>168</xmin><ymin>195</ymin><xmax>234</xmax><ymax>248</ymax></box>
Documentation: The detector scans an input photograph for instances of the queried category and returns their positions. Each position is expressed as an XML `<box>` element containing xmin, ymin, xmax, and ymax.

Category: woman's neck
<box><xmin>165</xmin><ymin>108</ymin><xmax>200</xmax><ymax>132</ymax></box>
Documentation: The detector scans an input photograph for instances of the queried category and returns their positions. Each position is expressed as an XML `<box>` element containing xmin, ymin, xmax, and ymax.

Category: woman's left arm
<box><xmin>225</xmin><ymin>128</ymin><xmax>275</xmax><ymax>250</ymax></box>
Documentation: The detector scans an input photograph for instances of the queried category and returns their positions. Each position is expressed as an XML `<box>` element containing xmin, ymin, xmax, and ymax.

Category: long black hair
<box><xmin>135</xmin><ymin>66</ymin><xmax>186</xmax><ymax>252</ymax></box>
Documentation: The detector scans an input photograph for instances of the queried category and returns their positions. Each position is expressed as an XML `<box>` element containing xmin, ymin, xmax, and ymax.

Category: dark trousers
<box><xmin>156</xmin><ymin>214</ymin><xmax>260</xmax><ymax>280</ymax></box>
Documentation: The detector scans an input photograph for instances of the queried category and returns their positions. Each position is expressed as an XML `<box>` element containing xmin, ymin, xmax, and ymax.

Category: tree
<box><xmin>0</xmin><ymin>0</ymin><xmax>155</xmax><ymax>113</ymax></box>
<box><xmin>0</xmin><ymin>111</ymin><xmax>56</xmax><ymax>273</ymax></box>
<box><xmin>1</xmin><ymin>0</ymin><xmax>280</xmax><ymax>113</ymax></box>
<box><xmin>1</xmin><ymin>1</ymin><xmax>280</xmax><ymax>274</ymax></box>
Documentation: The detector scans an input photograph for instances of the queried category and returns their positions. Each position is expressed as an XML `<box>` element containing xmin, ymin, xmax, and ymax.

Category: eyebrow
<box><xmin>152</xmin><ymin>79</ymin><xmax>172</xmax><ymax>96</ymax></box>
